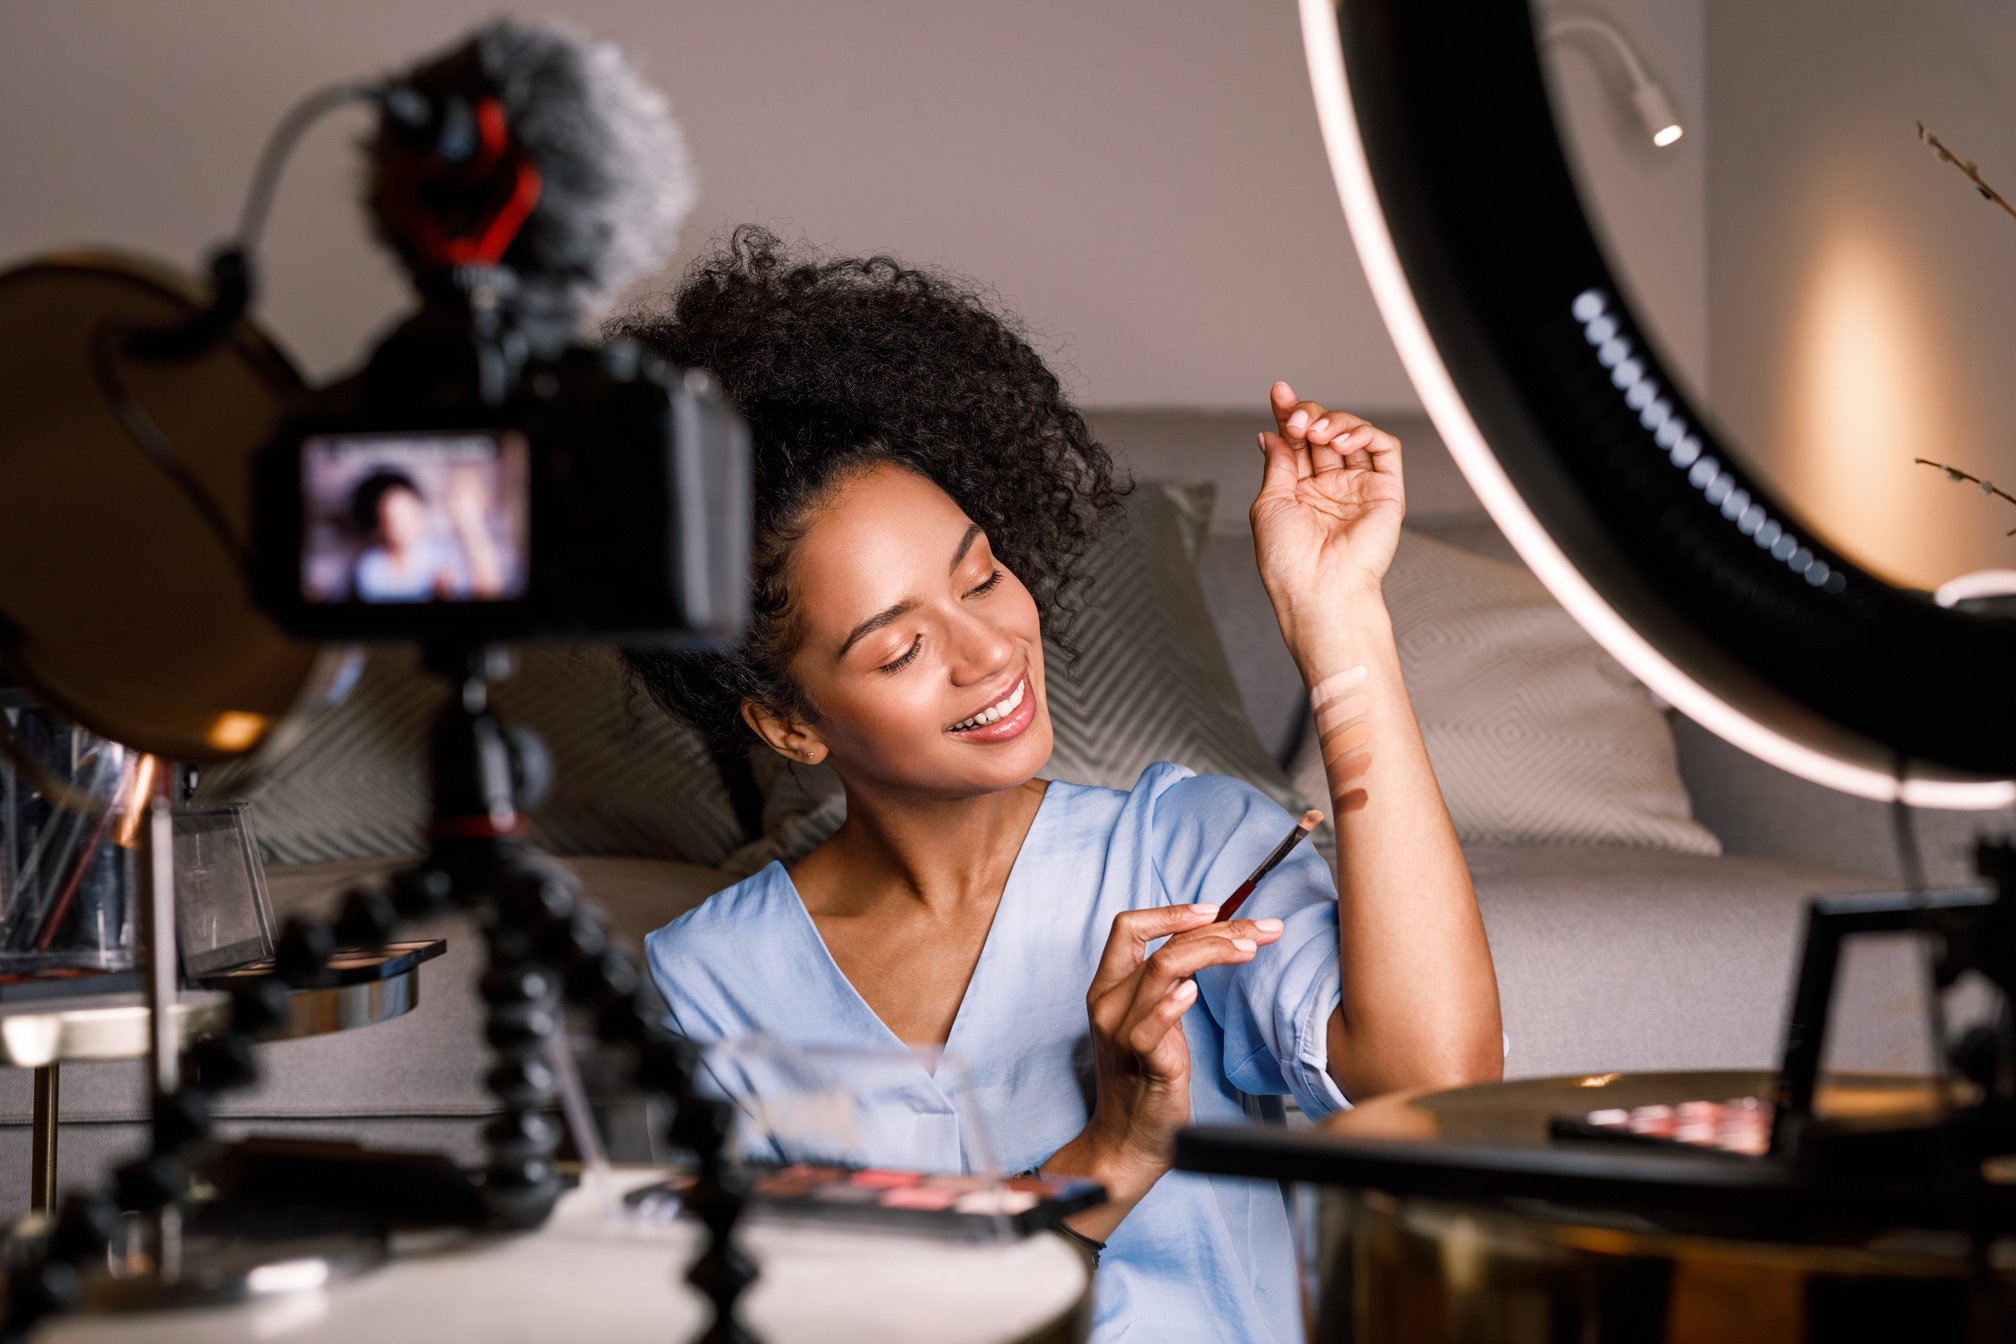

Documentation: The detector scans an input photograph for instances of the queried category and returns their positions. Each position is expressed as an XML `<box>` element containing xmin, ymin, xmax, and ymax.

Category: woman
<box><xmin>626</xmin><ymin>229</ymin><xmax>1501</xmax><ymax>1343</ymax></box>
<box><xmin>349</xmin><ymin>465</ymin><xmax>507</xmax><ymax>602</ymax></box>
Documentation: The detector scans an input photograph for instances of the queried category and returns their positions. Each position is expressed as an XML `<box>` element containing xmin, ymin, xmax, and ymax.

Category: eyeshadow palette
<box><xmin>1550</xmin><ymin>1095</ymin><xmax>1774</xmax><ymax>1157</ymax></box>
<box><xmin>624</xmin><ymin>1163</ymin><xmax>1106</xmax><ymax>1240</ymax></box>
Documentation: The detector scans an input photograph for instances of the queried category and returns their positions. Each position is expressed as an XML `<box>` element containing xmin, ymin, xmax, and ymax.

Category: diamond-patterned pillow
<box><xmin>200</xmin><ymin>644</ymin><xmax>746</xmax><ymax>867</ymax></box>
<box><xmin>1289</xmin><ymin>530</ymin><xmax>1719</xmax><ymax>855</ymax></box>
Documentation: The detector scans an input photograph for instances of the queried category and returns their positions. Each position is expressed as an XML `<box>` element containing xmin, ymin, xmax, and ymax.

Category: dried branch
<box><xmin>1918</xmin><ymin>123</ymin><xmax>2016</xmax><ymax>226</ymax></box>
<box><xmin>1915</xmin><ymin>458</ymin><xmax>2016</xmax><ymax>536</ymax></box>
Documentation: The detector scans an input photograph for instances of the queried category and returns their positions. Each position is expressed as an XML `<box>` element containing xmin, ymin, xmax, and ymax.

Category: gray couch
<box><xmin>3</xmin><ymin>410</ymin><xmax>2000</xmax><ymax>1216</ymax></box>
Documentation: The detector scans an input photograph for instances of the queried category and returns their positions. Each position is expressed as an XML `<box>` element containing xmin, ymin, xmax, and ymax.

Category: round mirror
<box><xmin>0</xmin><ymin>250</ymin><xmax>356</xmax><ymax>767</ymax></box>
<box><xmin>1300</xmin><ymin>0</ymin><xmax>2016</xmax><ymax>806</ymax></box>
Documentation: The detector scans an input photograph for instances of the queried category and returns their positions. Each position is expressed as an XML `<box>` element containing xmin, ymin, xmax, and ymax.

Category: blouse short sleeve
<box><xmin>1144</xmin><ymin>765</ymin><xmax>1351</xmax><ymax>1119</ymax></box>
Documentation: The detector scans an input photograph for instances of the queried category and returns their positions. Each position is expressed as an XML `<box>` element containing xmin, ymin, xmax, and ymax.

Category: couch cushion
<box><xmin>1197</xmin><ymin>521</ymin><xmax>1524</xmax><ymax>768</ymax></box>
<box><xmin>1470</xmin><ymin>844</ymin><xmax>1938</xmax><ymax>1080</ymax></box>
<box><xmin>1289</xmin><ymin>531</ymin><xmax>1720</xmax><ymax>856</ymax></box>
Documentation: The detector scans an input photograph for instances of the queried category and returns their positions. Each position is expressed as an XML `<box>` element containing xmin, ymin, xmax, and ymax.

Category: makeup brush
<box><xmin>1214</xmin><ymin>809</ymin><xmax>1323</xmax><ymax>922</ymax></box>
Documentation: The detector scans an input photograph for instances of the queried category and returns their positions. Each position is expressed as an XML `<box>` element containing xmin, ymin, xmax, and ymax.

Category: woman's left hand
<box><xmin>1250</xmin><ymin>381</ymin><xmax>1405</xmax><ymax>619</ymax></box>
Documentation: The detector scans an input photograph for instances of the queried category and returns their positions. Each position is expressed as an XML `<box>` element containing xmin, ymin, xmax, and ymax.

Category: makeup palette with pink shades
<box><xmin>624</xmin><ymin>1163</ymin><xmax>1106</xmax><ymax>1239</ymax></box>
<box><xmin>1550</xmin><ymin>1095</ymin><xmax>1775</xmax><ymax>1157</ymax></box>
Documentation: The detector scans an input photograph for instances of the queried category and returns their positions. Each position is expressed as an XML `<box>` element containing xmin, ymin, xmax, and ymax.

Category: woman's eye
<box><xmin>968</xmin><ymin>568</ymin><xmax>1004</xmax><ymax>597</ymax></box>
<box><xmin>877</xmin><ymin>636</ymin><xmax>923</xmax><ymax>673</ymax></box>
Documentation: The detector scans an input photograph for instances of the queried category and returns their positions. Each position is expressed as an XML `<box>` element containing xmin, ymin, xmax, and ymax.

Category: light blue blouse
<box><xmin>645</xmin><ymin>762</ymin><xmax>1348</xmax><ymax>1344</ymax></box>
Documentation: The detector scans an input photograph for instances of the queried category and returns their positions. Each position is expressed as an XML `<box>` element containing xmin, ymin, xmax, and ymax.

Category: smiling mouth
<box><xmin>948</xmin><ymin>677</ymin><xmax>1028</xmax><ymax>732</ymax></box>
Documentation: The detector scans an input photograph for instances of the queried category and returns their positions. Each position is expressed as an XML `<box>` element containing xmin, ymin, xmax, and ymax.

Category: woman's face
<box><xmin>377</xmin><ymin>486</ymin><xmax>429</xmax><ymax>550</ymax></box>
<box><xmin>767</xmin><ymin>462</ymin><xmax>1052</xmax><ymax>800</ymax></box>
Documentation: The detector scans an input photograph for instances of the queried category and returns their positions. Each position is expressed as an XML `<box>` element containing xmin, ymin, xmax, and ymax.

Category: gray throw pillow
<box><xmin>201</xmin><ymin>645</ymin><xmax>746</xmax><ymax>868</ymax></box>
<box><xmin>722</xmin><ymin>481</ymin><xmax>1319</xmax><ymax>875</ymax></box>
<box><xmin>1290</xmin><ymin>530</ymin><xmax>1720</xmax><ymax>855</ymax></box>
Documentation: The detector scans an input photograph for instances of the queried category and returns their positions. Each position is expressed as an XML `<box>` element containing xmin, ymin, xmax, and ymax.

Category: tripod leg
<box><xmin>560</xmin><ymin>886</ymin><xmax>761</xmax><ymax>1343</ymax></box>
<box><xmin>476</xmin><ymin>905</ymin><xmax>566</xmax><ymax>1230</ymax></box>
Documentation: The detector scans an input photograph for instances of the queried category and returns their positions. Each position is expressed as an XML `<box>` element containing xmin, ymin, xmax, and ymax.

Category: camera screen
<box><xmin>300</xmin><ymin>431</ymin><xmax>529</xmax><ymax>604</ymax></box>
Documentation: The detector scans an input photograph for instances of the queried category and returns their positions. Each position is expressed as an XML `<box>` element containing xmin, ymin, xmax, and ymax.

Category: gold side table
<box><xmin>1180</xmin><ymin>1071</ymin><xmax>2015</xmax><ymax>1343</ymax></box>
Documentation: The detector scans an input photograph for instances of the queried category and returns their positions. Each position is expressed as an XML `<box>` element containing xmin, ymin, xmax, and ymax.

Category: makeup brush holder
<box><xmin>0</xmin><ymin>703</ymin><xmax>145</xmax><ymax>978</ymax></box>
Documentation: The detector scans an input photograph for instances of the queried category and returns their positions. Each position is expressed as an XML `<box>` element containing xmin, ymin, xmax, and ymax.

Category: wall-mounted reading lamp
<box><xmin>1542</xmin><ymin>13</ymin><xmax>1685</xmax><ymax>149</ymax></box>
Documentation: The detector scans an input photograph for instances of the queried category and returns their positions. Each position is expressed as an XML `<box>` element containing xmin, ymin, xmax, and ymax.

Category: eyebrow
<box><xmin>949</xmin><ymin>523</ymin><xmax>983</xmax><ymax>573</ymax></box>
<box><xmin>836</xmin><ymin>524</ymin><xmax>985</xmax><ymax>662</ymax></box>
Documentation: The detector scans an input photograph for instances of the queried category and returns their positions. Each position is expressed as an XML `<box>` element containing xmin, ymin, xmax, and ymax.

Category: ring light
<box><xmin>1299</xmin><ymin>0</ymin><xmax>2016</xmax><ymax>807</ymax></box>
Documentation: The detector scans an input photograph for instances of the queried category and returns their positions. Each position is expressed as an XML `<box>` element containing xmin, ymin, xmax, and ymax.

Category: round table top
<box><xmin>0</xmin><ymin>967</ymin><xmax>421</xmax><ymax>1068</ymax></box>
<box><xmin>42</xmin><ymin>1169</ymin><xmax>1092</xmax><ymax>1344</ymax></box>
<box><xmin>1174</xmin><ymin>1069</ymin><xmax>1995</xmax><ymax>1232</ymax></box>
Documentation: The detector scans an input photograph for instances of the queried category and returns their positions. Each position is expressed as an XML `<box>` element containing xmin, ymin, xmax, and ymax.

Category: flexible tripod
<box><xmin>1</xmin><ymin>646</ymin><xmax>759</xmax><ymax>1343</ymax></box>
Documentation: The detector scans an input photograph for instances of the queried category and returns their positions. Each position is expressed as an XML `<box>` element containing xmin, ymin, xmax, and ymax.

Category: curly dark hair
<box><xmin>349</xmin><ymin>469</ymin><xmax>421</xmax><ymax>535</ymax></box>
<box><xmin>611</xmin><ymin>225</ymin><xmax>1128</xmax><ymax>753</ymax></box>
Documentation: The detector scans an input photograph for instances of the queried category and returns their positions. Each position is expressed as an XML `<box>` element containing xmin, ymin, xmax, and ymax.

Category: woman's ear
<box><xmin>740</xmin><ymin>698</ymin><xmax>829</xmax><ymax>766</ymax></box>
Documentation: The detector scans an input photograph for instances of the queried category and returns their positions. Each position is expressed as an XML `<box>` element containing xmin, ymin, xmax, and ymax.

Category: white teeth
<box><xmin>951</xmin><ymin>678</ymin><xmax>1025</xmax><ymax>731</ymax></box>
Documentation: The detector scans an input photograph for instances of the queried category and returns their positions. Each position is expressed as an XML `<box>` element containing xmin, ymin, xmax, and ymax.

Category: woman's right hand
<box><xmin>1046</xmin><ymin>904</ymin><xmax>1284</xmax><ymax>1236</ymax></box>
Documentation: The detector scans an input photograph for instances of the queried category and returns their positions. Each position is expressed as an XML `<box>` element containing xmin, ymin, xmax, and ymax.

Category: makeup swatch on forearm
<box><xmin>1310</xmin><ymin>668</ymin><xmax>1373</xmax><ymax>813</ymax></box>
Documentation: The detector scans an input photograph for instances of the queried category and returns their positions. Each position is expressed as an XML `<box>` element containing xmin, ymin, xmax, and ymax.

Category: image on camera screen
<box><xmin>300</xmin><ymin>431</ymin><xmax>529</xmax><ymax>604</ymax></box>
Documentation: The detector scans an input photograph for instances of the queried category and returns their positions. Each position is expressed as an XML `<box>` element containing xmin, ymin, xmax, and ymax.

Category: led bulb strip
<box><xmin>1571</xmin><ymin>288</ymin><xmax>1845</xmax><ymax>596</ymax></box>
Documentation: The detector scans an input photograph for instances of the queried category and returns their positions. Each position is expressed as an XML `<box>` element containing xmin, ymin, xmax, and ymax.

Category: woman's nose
<box><xmin>948</xmin><ymin>607</ymin><xmax>1017</xmax><ymax>686</ymax></box>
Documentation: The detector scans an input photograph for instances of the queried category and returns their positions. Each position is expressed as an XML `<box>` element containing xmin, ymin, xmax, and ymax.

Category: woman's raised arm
<box><xmin>1250</xmin><ymin>381</ymin><xmax>1502</xmax><ymax>1101</ymax></box>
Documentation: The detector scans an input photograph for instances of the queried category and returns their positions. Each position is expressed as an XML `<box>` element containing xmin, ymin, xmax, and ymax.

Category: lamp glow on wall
<box><xmin>1542</xmin><ymin>13</ymin><xmax>1685</xmax><ymax>149</ymax></box>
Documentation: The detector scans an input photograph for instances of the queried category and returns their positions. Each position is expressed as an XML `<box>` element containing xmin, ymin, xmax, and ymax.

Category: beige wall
<box><xmin>0</xmin><ymin>1</ymin><xmax>1705</xmax><ymax>430</ymax></box>
<box><xmin>1542</xmin><ymin>0</ymin><xmax>1708</xmax><ymax>401</ymax></box>
<box><xmin>1705</xmin><ymin>0</ymin><xmax>2016</xmax><ymax>590</ymax></box>
<box><xmin>0</xmin><ymin>0</ymin><xmax>1412</xmax><ymax>412</ymax></box>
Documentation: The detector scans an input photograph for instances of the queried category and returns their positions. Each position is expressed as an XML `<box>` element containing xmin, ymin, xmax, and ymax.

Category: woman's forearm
<box><xmin>1280</xmin><ymin>583</ymin><xmax>1503</xmax><ymax>1101</ymax></box>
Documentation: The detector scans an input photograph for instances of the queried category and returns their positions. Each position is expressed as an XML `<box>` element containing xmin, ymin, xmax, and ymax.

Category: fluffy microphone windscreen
<box><xmin>366</xmin><ymin>18</ymin><xmax>696</xmax><ymax>328</ymax></box>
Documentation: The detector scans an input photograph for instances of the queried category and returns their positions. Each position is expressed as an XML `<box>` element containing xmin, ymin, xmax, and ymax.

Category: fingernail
<box><xmin>1256</xmin><ymin>919</ymin><xmax>1284</xmax><ymax>933</ymax></box>
<box><xmin>1311</xmin><ymin>418</ymin><xmax>1330</xmax><ymax>435</ymax></box>
<box><xmin>1287</xmin><ymin>410</ymin><xmax>1309</xmax><ymax>431</ymax></box>
<box><xmin>1192</xmin><ymin>904</ymin><xmax>1219</xmax><ymax>918</ymax></box>
<box><xmin>1255</xmin><ymin>432</ymin><xmax>1267</xmax><ymax>451</ymax></box>
<box><xmin>1233</xmin><ymin>938</ymin><xmax>1257</xmax><ymax>952</ymax></box>
<box><xmin>1174</xmin><ymin>980</ymin><xmax>1198</xmax><ymax>1002</ymax></box>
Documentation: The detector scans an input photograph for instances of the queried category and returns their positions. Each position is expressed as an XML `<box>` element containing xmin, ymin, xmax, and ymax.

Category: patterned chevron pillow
<box><xmin>201</xmin><ymin>644</ymin><xmax>747</xmax><ymax>868</ymax></box>
<box><xmin>1290</xmin><ymin>530</ymin><xmax>1720</xmax><ymax>855</ymax></box>
<box><xmin>723</xmin><ymin>481</ymin><xmax>1320</xmax><ymax>876</ymax></box>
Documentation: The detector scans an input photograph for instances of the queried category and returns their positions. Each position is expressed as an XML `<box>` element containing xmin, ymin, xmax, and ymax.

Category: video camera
<box><xmin>252</xmin><ymin>313</ymin><xmax>749</xmax><ymax>646</ymax></box>
<box><xmin>226</xmin><ymin>21</ymin><xmax>749</xmax><ymax>648</ymax></box>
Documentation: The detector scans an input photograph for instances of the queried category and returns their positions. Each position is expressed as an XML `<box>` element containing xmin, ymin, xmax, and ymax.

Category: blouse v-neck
<box><xmin>775</xmin><ymin>782</ymin><xmax>1061</xmax><ymax>1058</ymax></box>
